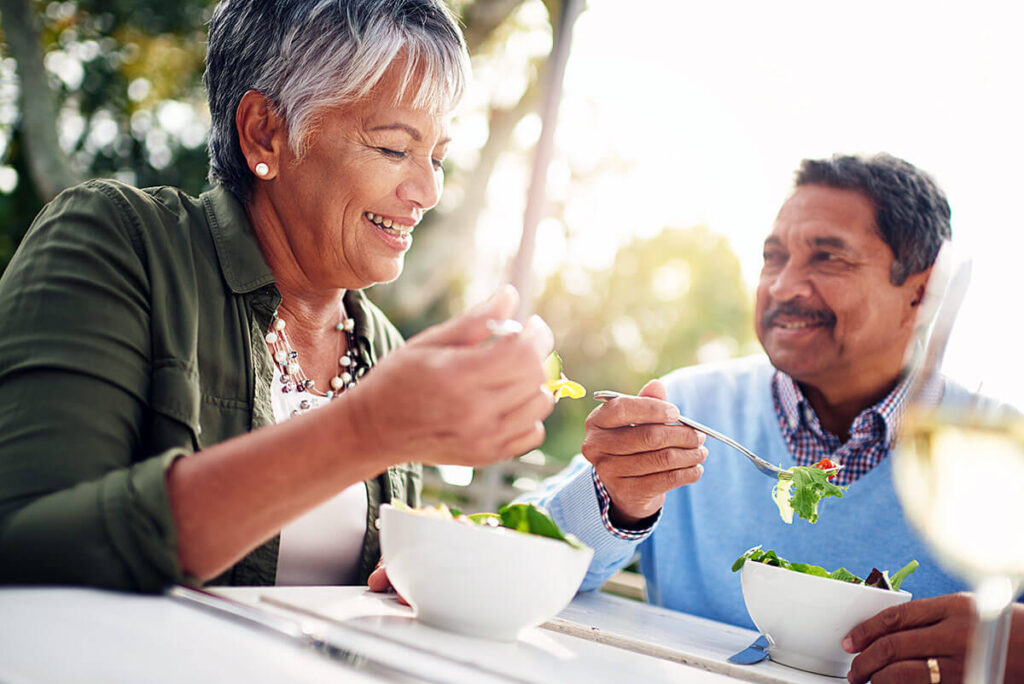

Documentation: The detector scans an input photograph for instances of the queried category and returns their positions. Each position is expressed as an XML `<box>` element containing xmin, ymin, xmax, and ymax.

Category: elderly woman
<box><xmin>0</xmin><ymin>0</ymin><xmax>555</xmax><ymax>591</ymax></box>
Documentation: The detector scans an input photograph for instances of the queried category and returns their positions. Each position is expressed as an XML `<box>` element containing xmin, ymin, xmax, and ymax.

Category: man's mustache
<box><xmin>762</xmin><ymin>301</ymin><xmax>837</xmax><ymax>329</ymax></box>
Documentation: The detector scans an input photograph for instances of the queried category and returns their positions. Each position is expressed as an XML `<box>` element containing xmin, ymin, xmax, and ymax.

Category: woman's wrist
<box><xmin>326</xmin><ymin>384</ymin><xmax>394</xmax><ymax>478</ymax></box>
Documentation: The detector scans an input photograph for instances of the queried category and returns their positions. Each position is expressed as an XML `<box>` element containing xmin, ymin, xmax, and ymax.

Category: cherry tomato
<box><xmin>812</xmin><ymin>458</ymin><xmax>839</xmax><ymax>480</ymax></box>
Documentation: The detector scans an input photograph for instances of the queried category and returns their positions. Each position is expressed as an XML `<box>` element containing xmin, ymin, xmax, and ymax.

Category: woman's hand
<box><xmin>345</xmin><ymin>286</ymin><xmax>556</xmax><ymax>468</ymax></box>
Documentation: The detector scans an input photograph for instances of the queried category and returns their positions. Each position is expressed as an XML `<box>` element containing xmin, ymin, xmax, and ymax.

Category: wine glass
<box><xmin>894</xmin><ymin>242</ymin><xmax>1024</xmax><ymax>684</ymax></box>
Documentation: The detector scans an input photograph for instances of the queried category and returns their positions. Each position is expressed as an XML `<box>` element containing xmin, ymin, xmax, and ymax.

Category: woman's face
<box><xmin>265</xmin><ymin>67</ymin><xmax>450</xmax><ymax>290</ymax></box>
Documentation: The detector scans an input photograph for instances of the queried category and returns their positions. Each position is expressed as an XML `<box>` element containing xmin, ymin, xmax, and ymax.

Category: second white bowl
<box><xmin>741</xmin><ymin>559</ymin><xmax>912</xmax><ymax>676</ymax></box>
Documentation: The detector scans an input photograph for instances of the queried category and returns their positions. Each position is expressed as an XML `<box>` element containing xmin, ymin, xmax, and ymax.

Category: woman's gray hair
<box><xmin>205</xmin><ymin>0</ymin><xmax>470</xmax><ymax>202</ymax></box>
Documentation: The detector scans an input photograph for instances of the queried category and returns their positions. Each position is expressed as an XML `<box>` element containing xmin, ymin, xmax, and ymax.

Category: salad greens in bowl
<box><xmin>380</xmin><ymin>502</ymin><xmax>593</xmax><ymax>641</ymax></box>
<box><xmin>734</xmin><ymin>547</ymin><xmax>918</xmax><ymax>677</ymax></box>
<box><xmin>733</xmin><ymin>546</ymin><xmax>919</xmax><ymax>590</ymax></box>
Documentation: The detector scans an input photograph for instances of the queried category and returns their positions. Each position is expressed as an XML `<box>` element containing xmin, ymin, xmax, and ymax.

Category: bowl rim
<box><xmin>379</xmin><ymin>503</ymin><xmax>593</xmax><ymax>556</ymax></box>
<box><xmin>741</xmin><ymin>556</ymin><xmax>913</xmax><ymax>597</ymax></box>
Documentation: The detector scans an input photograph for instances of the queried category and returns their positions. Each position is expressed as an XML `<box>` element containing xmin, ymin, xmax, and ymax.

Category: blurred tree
<box><xmin>534</xmin><ymin>225</ymin><xmax>760</xmax><ymax>463</ymax></box>
<box><xmin>0</xmin><ymin>0</ymin><xmax>79</xmax><ymax>199</ymax></box>
<box><xmin>0</xmin><ymin>0</ymin><xmax>214</xmax><ymax>269</ymax></box>
<box><xmin>420</xmin><ymin>224</ymin><xmax>757</xmax><ymax>508</ymax></box>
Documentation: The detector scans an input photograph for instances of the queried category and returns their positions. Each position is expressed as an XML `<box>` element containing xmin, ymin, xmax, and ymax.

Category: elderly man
<box><xmin>525</xmin><ymin>153</ymin><xmax>1023</xmax><ymax>684</ymax></box>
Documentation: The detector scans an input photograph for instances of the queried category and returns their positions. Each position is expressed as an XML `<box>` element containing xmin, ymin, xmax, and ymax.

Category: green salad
<box><xmin>732</xmin><ymin>545</ymin><xmax>919</xmax><ymax>591</ymax></box>
<box><xmin>393</xmin><ymin>501</ymin><xmax>587</xmax><ymax>550</ymax></box>
<box><xmin>772</xmin><ymin>462</ymin><xmax>847</xmax><ymax>524</ymax></box>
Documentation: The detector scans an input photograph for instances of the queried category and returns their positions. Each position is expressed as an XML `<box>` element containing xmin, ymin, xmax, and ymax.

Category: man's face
<box><xmin>755</xmin><ymin>185</ymin><xmax>928</xmax><ymax>393</ymax></box>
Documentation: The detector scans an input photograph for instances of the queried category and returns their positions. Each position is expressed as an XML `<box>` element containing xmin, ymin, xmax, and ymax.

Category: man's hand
<box><xmin>844</xmin><ymin>594</ymin><xmax>1024</xmax><ymax>684</ymax></box>
<box><xmin>581</xmin><ymin>379</ymin><xmax>707</xmax><ymax>527</ymax></box>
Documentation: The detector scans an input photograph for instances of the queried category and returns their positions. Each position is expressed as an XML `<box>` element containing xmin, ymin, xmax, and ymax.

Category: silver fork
<box><xmin>593</xmin><ymin>390</ymin><xmax>843</xmax><ymax>481</ymax></box>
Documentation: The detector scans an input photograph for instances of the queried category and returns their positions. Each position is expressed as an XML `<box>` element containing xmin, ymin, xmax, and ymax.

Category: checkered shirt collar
<box><xmin>772</xmin><ymin>370</ymin><xmax>915</xmax><ymax>483</ymax></box>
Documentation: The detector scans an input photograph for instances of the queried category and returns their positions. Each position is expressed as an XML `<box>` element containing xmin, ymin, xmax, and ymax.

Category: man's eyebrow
<box><xmin>763</xmin><ymin>236</ymin><xmax>783</xmax><ymax>248</ymax></box>
<box><xmin>810</xmin><ymin>236</ymin><xmax>853</xmax><ymax>251</ymax></box>
<box><xmin>366</xmin><ymin>123</ymin><xmax>452</xmax><ymax>147</ymax></box>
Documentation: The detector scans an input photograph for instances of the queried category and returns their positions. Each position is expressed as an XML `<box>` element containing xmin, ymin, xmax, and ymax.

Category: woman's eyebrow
<box><xmin>368</xmin><ymin>122</ymin><xmax>422</xmax><ymax>140</ymax></box>
<box><xmin>367</xmin><ymin>123</ymin><xmax>450</xmax><ymax>146</ymax></box>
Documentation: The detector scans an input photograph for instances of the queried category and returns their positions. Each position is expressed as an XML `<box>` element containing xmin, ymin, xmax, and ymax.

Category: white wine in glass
<box><xmin>894</xmin><ymin>247</ymin><xmax>1024</xmax><ymax>684</ymax></box>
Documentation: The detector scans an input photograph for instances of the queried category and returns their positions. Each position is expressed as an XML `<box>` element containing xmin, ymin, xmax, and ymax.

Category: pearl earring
<box><xmin>255</xmin><ymin>162</ymin><xmax>269</xmax><ymax>177</ymax></box>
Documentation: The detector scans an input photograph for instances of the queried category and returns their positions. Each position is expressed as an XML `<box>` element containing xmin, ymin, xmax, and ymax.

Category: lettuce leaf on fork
<box><xmin>772</xmin><ymin>465</ymin><xmax>847</xmax><ymax>524</ymax></box>
<box><xmin>543</xmin><ymin>351</ymin><xmax>585</xmax><ymax>400</ymax></box>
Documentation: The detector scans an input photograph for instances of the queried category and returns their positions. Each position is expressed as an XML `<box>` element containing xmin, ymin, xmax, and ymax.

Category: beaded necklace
<box><xmin>265</xmin><ymin>300</ymin><xmax>366</xmax><ymax>409</ymax></box>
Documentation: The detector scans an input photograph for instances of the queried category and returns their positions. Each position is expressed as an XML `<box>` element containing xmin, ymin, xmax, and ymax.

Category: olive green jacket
<box><xmin>0</xmin><ymin>179</ymin><xmax>420</xmax><ymax>591</ymax></box>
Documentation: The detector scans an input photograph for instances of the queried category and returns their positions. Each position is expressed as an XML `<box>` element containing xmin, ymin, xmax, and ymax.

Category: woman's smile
<box><xmin>364</xmin><ymin>211</ymin><xmax>414</xmax><ymax>251</ymax></box>
<box><xmin>365</xmin><ymin>210</ymin><xmax>415</xmax><ymax>238</ymax></box>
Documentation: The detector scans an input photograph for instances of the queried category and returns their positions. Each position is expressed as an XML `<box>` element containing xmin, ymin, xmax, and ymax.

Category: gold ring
<box><xmin>927</xmin><ymin>657</ymin><xmax>941</xmax><ymax>684</ymax></box>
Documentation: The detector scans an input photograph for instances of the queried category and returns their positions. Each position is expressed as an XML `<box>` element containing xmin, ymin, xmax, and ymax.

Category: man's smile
<box><xmin>773</xmin><ymin>320</ymin><xmax>821</xmax><ymax>330</ymax></box>
<box><xmin>762</xmin><ymin>302</ymin><xmax>836</xmax><ymax>332</ymax></box>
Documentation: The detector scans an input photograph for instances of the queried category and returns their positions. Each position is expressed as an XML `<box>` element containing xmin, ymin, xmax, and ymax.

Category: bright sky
<box><xmin>465</xmin><ymin>0</ymin><xmax>1022</xmax><ymax>277</ymax></box>
<box><xmin>570</xmin><ymin>0</ymin><xmax>1023</xmax><ymax>278</ymax></box>
<box><xmin>462</xmin><ymin>0</ymin><xmax>1023</xmax><ymax>402</ymax></box>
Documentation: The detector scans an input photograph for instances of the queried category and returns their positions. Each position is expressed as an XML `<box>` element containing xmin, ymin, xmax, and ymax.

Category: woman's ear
<box><xmin>236</xmin><ymin>90</ymin><xmax>285</xmax><ymax>180</ymax></box>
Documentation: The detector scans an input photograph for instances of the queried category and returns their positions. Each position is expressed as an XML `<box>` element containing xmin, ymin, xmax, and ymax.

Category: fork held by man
<box><xmin>580</xmin><ymin>380</ymin><xmax>710</xmax><ymax>529</ymax></box>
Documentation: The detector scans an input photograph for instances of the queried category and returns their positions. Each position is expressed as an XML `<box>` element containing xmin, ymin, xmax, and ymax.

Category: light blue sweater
<box><xmin>524</xmin><ymin>355</ymin><xmax>968</xmax><ymax>629</ymax></box>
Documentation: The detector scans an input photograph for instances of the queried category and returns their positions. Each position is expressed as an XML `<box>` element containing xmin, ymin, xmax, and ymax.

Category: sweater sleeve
<box><xmin>516</xmin><ymin>455</ymin><xmax>651</xmax><ymax>591</ymax></box>
<box><xmin>0</xmin><ymin>182</ymin><xmax>187</xmax><ymax>591</ymax></box>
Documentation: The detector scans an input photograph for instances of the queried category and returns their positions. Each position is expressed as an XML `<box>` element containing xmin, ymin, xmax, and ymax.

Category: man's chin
<box><xmin>763</xmin><ymin>347</ymin><xmax>829</xmax><ymax>383</ymax></box>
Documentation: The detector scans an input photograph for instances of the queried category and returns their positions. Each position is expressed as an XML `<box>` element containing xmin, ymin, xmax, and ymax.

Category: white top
<box><xmin>271</xmin><ymin>365</ymin><xmax>368</xmax><ymax>586</ymax></box>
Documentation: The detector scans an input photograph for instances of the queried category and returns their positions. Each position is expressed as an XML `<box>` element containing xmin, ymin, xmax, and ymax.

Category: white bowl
<box><xmin>380</xmin><ymin>504</ymin><xmax>594</xmax><ymax>640</ymax></box>
<box><xmin>741</xmin><ymin>559</ymin><xmax>912</xmax><ymax>676</ymax></box>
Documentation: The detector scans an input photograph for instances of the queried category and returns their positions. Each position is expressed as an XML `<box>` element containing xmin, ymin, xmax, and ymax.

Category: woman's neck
<box><xmin>272</xmin><ymin>285</ymin><xmax>351</xmax><ymax>393</ymax></box>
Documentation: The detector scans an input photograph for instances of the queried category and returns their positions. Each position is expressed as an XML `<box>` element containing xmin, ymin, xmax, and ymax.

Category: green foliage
<box><xmin>0</xmin><ymin>132</ymin><xmax>46</xmax><ymax>267</ymax></box>
<box><xmin>535</xmin><ymin>225</ymin><xmax>757</xmax><ymax>463</ymax></box>
<box><xmin>1</xmin><ymin>0</ymin><xmax>215</xmax><ymax>268</ymax></box>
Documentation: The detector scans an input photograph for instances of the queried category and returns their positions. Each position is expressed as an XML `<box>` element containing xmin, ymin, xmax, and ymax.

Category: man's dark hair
<box><xmin>795</xmin><ymin>153</ymin><xmax>951</xmax><ymax>285</ymax></box>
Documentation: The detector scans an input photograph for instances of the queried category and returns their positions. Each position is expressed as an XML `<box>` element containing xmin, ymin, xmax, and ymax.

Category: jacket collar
<box><xmin>201</xmin><ymin>184</ymin><xmax>378</xmax><ymax>349</ymax></box>
<box><xmin>201</xmin><ymin>184</ymin><xmax>275</xmax><ymax>294</ymax></box>
<box><xmin>343</xmin><ymin>289</ymin><xmax>378</xmax><ymax>350</ymax></box>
